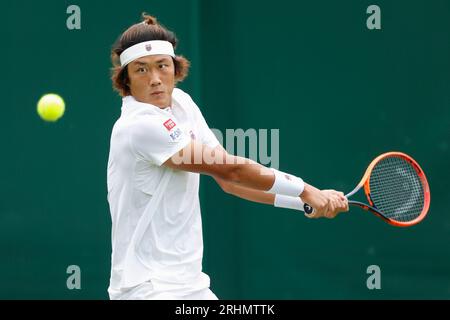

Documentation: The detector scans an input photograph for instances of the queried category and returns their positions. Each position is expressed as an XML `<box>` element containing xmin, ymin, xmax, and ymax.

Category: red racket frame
<box><xmin>346</xmin><ymin>152</ymin><xmax>430</xmax><ymax>227</ymax></box>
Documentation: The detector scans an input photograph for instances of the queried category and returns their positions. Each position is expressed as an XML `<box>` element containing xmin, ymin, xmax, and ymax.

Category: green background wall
<box><xmin>1</xmin><ymin>0</ymin><xmax>449</xmax><ymax>299</ymax></box>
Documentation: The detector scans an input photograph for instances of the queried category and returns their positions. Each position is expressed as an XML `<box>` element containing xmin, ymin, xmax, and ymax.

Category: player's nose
<box><xmin>148</xmin><ymin>72</ymin><xmax>162</xmax><ymax>86</ymax></box>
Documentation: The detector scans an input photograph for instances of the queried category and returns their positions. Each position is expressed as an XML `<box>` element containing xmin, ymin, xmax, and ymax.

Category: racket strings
<box><xmin>369</xmin><ymin>156</ymin><xmax>424</xmax><ymax>222</ymax></box>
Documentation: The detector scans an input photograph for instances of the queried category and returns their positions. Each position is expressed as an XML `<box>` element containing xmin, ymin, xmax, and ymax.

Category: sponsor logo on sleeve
<box><xmin>162</xmin><ymin>118</ymin><xmax>184</xmax><ymax>142</ymax></box>
<box><xmin>163</xmin><ymin>119</ymin><xmax>176</xmax><ymax>131</ymax></box>
<box><xmin>169</xmin><ymin>127</ymin><xmax>183</xmax><ymax>142</ymax></box>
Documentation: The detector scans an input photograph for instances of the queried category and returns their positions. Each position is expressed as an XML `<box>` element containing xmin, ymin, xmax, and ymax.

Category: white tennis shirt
<box><xmin>107</xmin><ymin>88</ymin><xmax>220</xmax><ymax>295</ymax></box>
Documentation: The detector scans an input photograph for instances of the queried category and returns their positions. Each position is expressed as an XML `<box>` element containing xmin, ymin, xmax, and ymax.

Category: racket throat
<box><xmin>348</xmin><ymin>200</ymin><xmax>389</xmax><ymax>220</ymax></box>
<box><xmin>345</xmin><ymin>185</ymin><xmax>362</xmax><ymax>198</ymax></box>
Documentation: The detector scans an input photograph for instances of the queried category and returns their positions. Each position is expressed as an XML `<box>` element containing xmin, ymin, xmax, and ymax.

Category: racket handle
<box><xmin>303</xmin><ymin>203</ymin><xmax>315</xmax><ymax>215</ymax></box>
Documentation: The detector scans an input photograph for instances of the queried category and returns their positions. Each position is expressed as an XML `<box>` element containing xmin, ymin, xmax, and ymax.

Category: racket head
<box><xmin>357</xmin><ymin>152</ymin><xmax>430</xmax><ymax>227</ymax></box>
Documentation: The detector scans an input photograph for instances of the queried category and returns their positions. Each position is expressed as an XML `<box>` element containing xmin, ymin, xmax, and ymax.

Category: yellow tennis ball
<box><xmin>37</xmin><ymin>93</ymin><xmax>65</xmax><ymax>122</ymax></box>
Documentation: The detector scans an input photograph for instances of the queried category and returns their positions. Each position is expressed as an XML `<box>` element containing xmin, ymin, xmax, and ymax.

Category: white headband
<box><xmin>119</xmin><ymin>40</ymin><xmax>175</xmax><ymax>67</ymax></box>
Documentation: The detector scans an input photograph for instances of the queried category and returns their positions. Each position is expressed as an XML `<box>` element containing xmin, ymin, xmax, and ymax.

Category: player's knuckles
<box><xmin>331</xmin><ymin>194</ymin><xmax>340</xmax><ymax>201</ymax></box>
<box><xmin>327</xmin><ymin>206</ymin><xmax>337</xmax><ymax>218</ymax></box>
<box><xmin>331</xmin><ymin>198</ymin><xmax>340</xmax><ymax>207</ymax></box>
<box><xmin>318</xmin><ymin>205</ymin><xmax>330</xmax><ymax>218</ymax></box>
<box><xmin>316</xmin><ymin>201</ymin><xmax>328</xmax><ymax>211</ymax></box>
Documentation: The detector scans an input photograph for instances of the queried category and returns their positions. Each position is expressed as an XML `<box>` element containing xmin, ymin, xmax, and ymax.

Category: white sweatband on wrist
<box><xmin>274</xmin><ymin>194</ymin><xmax>305</xmax><ymax>211</ymax></box>
<box><xmin>120</xmin><ymin>40</ymin><xmax>175</xmax><ymax>67</ymax></box>
<box><xmin>266</xmin><ymin>168</ymin><xmax>305</xmax><ymax>197</ymax></box>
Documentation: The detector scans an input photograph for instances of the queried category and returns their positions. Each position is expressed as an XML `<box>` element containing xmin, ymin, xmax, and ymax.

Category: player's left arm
<box><xmin>207</xmin><ymin>144</ymin><xmax>280</xmax><ymax>206</ymax></box>
<box><xmin>213</xmin><ymin>175</ymin><xmax>276</xmax><ymax>205</ymax></box>
<box><xmin>211</xmin><ymin>145</ymin><xmax>347</xmax><ymax>216</ymax></box>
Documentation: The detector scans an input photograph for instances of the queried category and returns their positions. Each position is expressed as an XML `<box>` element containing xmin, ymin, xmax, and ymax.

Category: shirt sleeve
<box><xmin>128</xmin><ymin>115</ymin><xmax>191</xmax><ymax>166</ymax></box>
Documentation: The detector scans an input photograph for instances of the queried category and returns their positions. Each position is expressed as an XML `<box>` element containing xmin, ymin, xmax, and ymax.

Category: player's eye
<box><xmin>159</xmin><ymin>64</ymin><xmax>169</xmax><ymax>69</ymax></box>
<box><xmin>137</xmin><ymin>67</ymin><xmax>147</xmax><ymax>73</ymax></box>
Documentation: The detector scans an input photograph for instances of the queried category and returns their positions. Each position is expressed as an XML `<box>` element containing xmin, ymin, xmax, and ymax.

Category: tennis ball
<box><xmin>37</xmin><ymin>93</ymin><xmax>65</xmax><ymax>122</ymax></box>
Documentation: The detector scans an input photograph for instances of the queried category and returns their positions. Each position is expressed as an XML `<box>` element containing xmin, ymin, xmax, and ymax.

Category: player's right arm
<box><xmin>128</xmin><ymin>116</ymin><xmax>346</xmax><ymax>217</ymax></box>
<box><xmin>163</xmin><ymin>140</ymin><xmax>346</xmax><ymax>217</ymax></box>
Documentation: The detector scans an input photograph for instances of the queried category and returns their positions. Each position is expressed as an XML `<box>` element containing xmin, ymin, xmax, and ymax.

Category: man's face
<box><xmin>127</xmin><ymin>54</ymin><xmax>175</xmax><ymax>108</ymax></box>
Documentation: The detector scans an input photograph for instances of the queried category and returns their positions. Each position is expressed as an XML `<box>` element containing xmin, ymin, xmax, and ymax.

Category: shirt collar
<box><xmin>121</xmin><ymin>95</ymin><xmax>172</xmax><ymax>116</ymax></box>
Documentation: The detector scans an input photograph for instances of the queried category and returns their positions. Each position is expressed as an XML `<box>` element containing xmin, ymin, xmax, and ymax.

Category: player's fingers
<box><xmin>343</xmin><ymin>198</ymin><xmax>349</xmax><ymax>212</ymax></box>
<box><xmin>316</xmin><ymin>202</ymin><xmax>330</xmax><ymax>219</ymax></box>
<box><xmin>328</xmin><ymin>197</ymin><xmax>347</xmax><ymax>217</ymax></box>
<box><xmin>335</xmin><ymin>196</ymin><xmax>348</xmax><ymax>212</ymax></box>
<box><xmin>334</xmin><ymin>198</ymin><xmax>345</xmax><ymax>216</ymax></box>
<box><xmin>325</xmin><ymin>200</ymin><xmax>338</xmax><ymax>219</ymax></box>
<box><xmin>328</xmin><ymin>190</ymin><xmax>346</xmax><ymax>201</ymax></box>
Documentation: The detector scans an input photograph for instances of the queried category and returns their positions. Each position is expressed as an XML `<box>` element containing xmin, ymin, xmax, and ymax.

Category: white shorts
<box><xmin>109</xmin><ymin>280</ymin><xmax>219</xmax><ymax>300</ymax></box>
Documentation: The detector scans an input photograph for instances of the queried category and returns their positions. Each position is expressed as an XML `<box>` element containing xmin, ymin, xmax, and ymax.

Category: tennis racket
<box><xmin>303</xmin><ymin>152</ymin><xmax>430</xmax><ymax>227</ymax></box>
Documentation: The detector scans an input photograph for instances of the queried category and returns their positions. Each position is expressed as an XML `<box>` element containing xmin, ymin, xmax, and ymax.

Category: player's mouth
<box><xmin>151</xmin><ymin>91</ymin><xmax>165</xmax><ymax>97</ymax></box>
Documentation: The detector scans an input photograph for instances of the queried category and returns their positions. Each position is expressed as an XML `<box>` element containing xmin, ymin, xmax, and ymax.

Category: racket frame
<box><xmin>347</xmin><ymin>151</ymin><xmax>430</xmax><ymax>227</ymax></box>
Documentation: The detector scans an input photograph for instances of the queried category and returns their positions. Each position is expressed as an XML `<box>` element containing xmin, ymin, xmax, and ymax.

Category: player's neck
<box><xmin>132</xmin><ymin>95</ymin><xmax>172</xmax><ymax>109</ymax></box>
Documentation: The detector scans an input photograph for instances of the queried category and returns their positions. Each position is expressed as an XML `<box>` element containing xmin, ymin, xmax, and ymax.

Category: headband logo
<box><xmin>145</xmin><ymin>44</ymin><xmax>152</xmax><ymax>52</ymax></box>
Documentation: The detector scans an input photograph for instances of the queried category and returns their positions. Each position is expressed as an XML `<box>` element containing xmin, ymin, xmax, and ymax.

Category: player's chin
<box><xmin>149</xmin><ymin>94</ymin><xmax>170</xmax><ymax>107</ymax></box>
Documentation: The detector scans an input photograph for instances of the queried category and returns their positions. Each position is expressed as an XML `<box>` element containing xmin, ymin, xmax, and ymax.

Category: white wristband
<box><xmin>266</xmin><ymin>168</ymin><xmax>305</xmax><ymax>197</ymax></box>
<box><xmin>274</xmin><ymin>194</ymin><xmax>305</xmax><ymax>211</ymax></box>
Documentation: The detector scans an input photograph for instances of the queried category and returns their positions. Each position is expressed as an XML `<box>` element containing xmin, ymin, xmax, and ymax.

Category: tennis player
<box><xmin>107</xmin><ymin>14</ymin><xmax>348</xmax><ymax>300</ymax></box>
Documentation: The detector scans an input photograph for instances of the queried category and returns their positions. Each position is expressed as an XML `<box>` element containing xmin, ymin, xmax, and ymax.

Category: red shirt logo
<box><xmin>163</xmin><ymin>119</ymin><xmax>176</xmax><ymax>131</ymax></box>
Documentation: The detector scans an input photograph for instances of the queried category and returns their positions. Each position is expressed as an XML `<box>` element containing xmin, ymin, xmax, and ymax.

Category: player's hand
<box><xmin>300</xmin><ymin>184</ymin><xmax>331</xmax><ymax>217</ymax></box>
<box><xmin>301</xmin><ymin>185</ymin><xmax>349</xmax><ymax>219</ymax></box>
<box><xmin>319</xmin><ymin>190</ymin><xmax>349</xmax><ymax>218</ymax></box>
